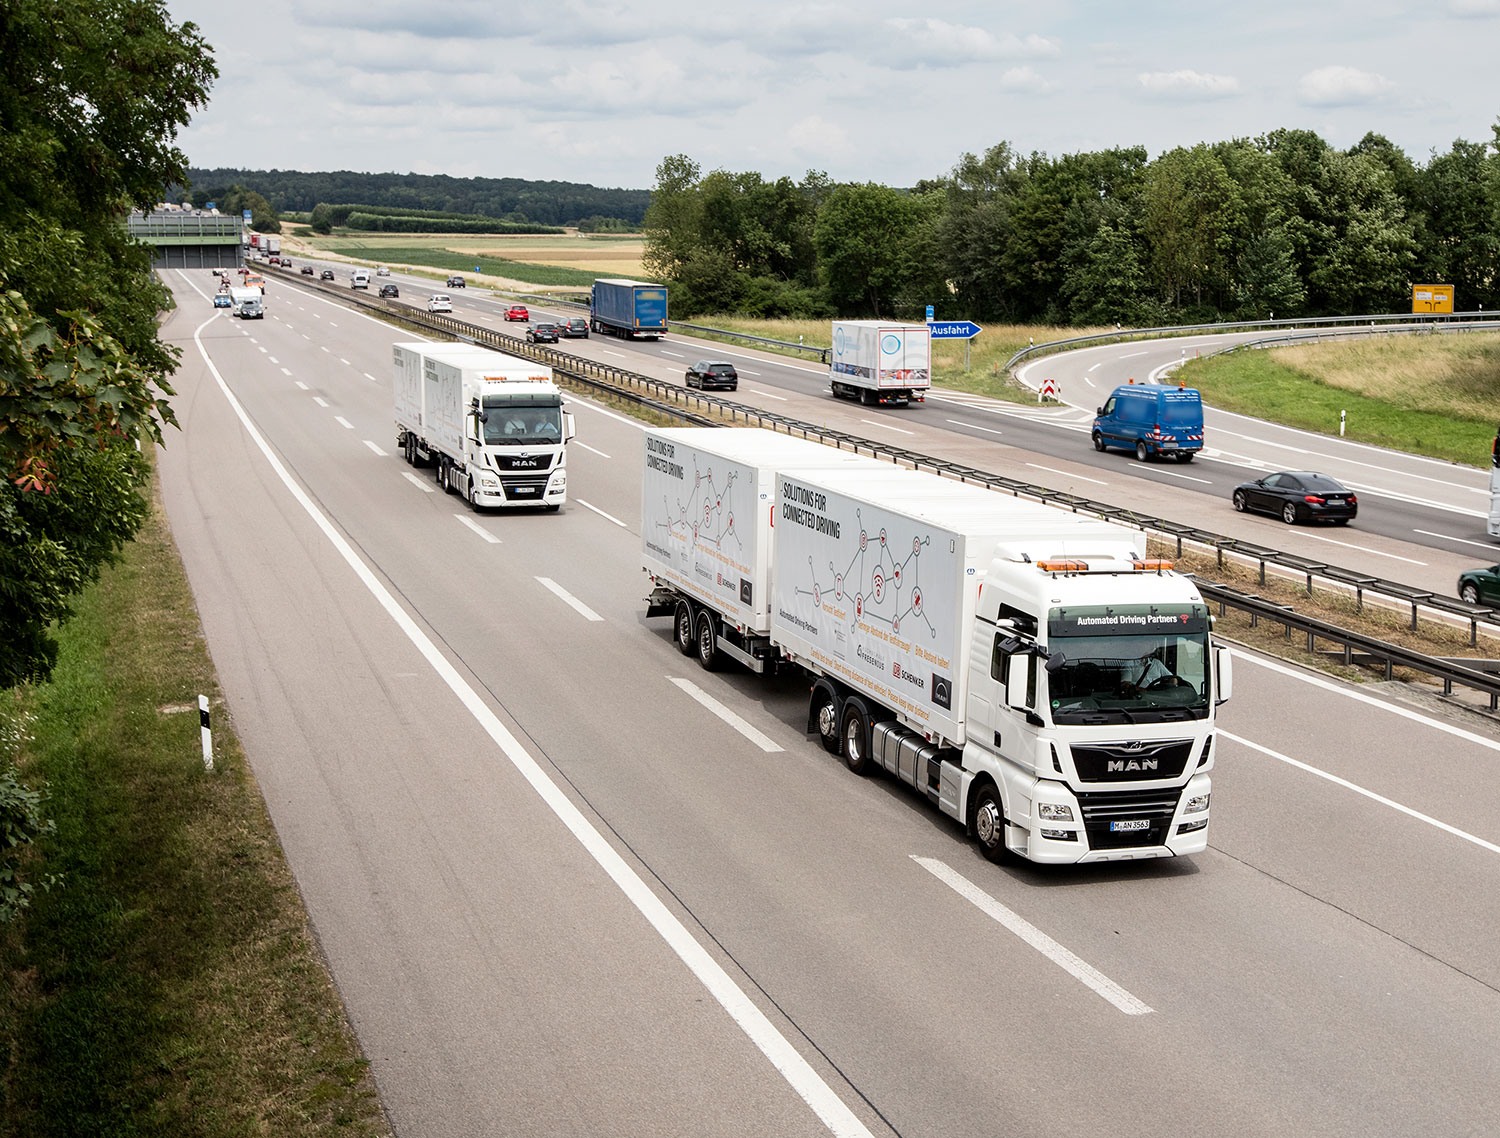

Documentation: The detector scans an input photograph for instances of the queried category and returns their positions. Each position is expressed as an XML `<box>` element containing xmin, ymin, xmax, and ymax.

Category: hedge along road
<box><xmin>154</xmin><ymin>268</ymin><xmax>1500</xmax><ymax>1138</ymax></box>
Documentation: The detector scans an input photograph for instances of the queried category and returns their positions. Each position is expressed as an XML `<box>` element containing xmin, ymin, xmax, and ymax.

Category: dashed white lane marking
<box><xmin>603</xmin><ymin>350</ymin><xmax>629</xmax><ymax>358</ymax></box>
<box><xmin>456</xmin><ymin>514</ymin><xmax>501</xmax><ymax>543</ymax></box>
<box><xmin>1300</xmin><ymin>531</ymin><xmax>1427</xmax><ymax>565</ymax></box>
<box><xmin>668</xmin><ymin>677</ymin><xmax>783</xmax><ymax>753</ymax></box>
<box><xmin>340</xmin><ymin>358</ymin><xmax>351</xmax><ymax>366</ymax></box>
<box><xmin>295</xmin><ymin>381</ymin><xmax>309</xmax><ymax>390</ymax></box>
<box><xmin>1119</xmin><ymin>350</ymin><xmax>1148</xmax><ymax>359</ymax></box>
<box><xmin>576</xmin><ymin>442</ymin><xmax>611</xmax><ymax>458</ymax></box>
<box><xmin>335</xmin><ymin>416</ymin><xmax>354</xmax><ymax>429</ymax></box>
<box><xmin>402</xmin><ymin>472</ymin><xmax>435</xmax><ymax>493</ymax></box>
<box><xmin>1146</xmin><ymin>467</ymin><xmax>1212</xmax><ymax>485</ymax></box>
<box><xmin>363</xmin><ymin>372</ymin><xmax>378</xmax><ymax>382</ymax></box>
<box><xmin>860</xmin><ymin>419</ymin><xmax>914</xmax><ymax>435</ymax></box>
<box><xmin>912</xmin><ymin>857</ymin><xmax>1153</xmax><ymax>1016</ymax></box>
<box><xmin>751</xmin><ymin>388</ymin><xmax>787</xmax><ymax>400</ymax></box>
<box><xmin>1413</xmin><ymin>528</ymin><xmax>1495</xmax><ymax>552</ymax></box>
<box><xmin>268</xmin><ymin>356</ymin><xmax>278</xmax><ymax>363</ymax></box>
<box><xmin>661</xmin><ymin>350</ymin><xmax>684</xmax><ymax>358</ymax></box>
<box><xmin>575</xmin><ymin>498</ymin><xmax>626</xmax><ymax>527</ymax></box>
<box><xmin>1026</xmin><ymin>463</ymin><xmax>1107</xmax><ymax>486</ymax></box>
<box><xmin>535</xmin><ymin>577</ymin><xmax>604</xmax><ymax>622</ymax></box>
<box><xmin>313</xmin><ymin>397</ymin><xmax>329</xmax><ymax>408</ymax></box>
<box><xmin>363</xmin><ymin>440</ymin><xmax>388</xmax><ymax>457</ymax></box>
<box><xmin>949</xmin><ymin>419</ymin><xmax>1004</xmax><ymax>436</ymax></box>
<box><xmin>281</xmin><ymin>367</ymin><xmax>292</xmax><ymax>376</ymax></box>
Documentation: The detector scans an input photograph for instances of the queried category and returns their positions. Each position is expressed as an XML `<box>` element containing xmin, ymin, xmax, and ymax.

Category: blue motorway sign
<box><xmin>928</xmin><ymin>320</ymin><xmax>983</xmax><ymax>339</ymax></box>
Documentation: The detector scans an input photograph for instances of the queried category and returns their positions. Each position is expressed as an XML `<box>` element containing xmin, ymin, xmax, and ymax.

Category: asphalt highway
<box><xmin>164</xmin><ymin>269</ymin><xmax>1500</xmax><ymax>1137</ymax></box>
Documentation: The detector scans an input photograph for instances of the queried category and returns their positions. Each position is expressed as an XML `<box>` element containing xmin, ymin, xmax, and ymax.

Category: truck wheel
<box><xmin>695</xmin><ymin>611</ymin><xmax>719</xmax><ymax>672</ymax></box>
<box><xmin>840</xmin><ymin>702</ymin><xmax>870</xmax><ymax>775</ymax></box>
<box><xmin>970</xmin><ymin>781</ymin><xmax>1009</xmax><ymax>864</ymax></box>
<box><xmin>810</xmin><ymin>685</ymin><xmax>840</xmax><ymax>754</ymax></box>
<box><xmin>1135</xmin><ymin>440</ymin><xmax>1149</xmax><ymax>462</ymax></box>
<box><xmin>674</xmin><ymin>601</ymin><xmax>696</xmax><ymax>656</ymax></box>
<box><xmin>1092</xmin><ymin>433</ymin><xmax>1105</xmax><ymax>452</ymax></box>
<box><xmin>467</xmin><ymin>481</ymin><xmax>479</xmax><ymax>511</ymax></box>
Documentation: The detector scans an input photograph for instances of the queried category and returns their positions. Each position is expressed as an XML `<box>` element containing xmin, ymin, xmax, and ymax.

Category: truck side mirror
<box><xmin>1005</xmin><ymin>654</ymin><xmax>1033</xmax><ymax>711</ymax></box>
<box><xmin>1213</xmin><ymin>645</ymin><xmax>1233</xmax><ymax>704</ymax></box>
<box><xmin>563</xmin><ymin>412</ymin><xmax>576</xmax><ymax>443</ymax></box>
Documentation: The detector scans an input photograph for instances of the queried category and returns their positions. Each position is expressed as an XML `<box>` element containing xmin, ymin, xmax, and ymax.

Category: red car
<box><xmin>505</xmin><ymin>305</ymin><xmax>529</xmax><ymax>321</ymax></box>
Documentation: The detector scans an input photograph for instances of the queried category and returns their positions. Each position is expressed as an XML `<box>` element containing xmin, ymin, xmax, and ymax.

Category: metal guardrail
<box><xmin>1003</xmin><ymin>309</ymin><xmax>1500</xmax><ymax>372</ymax></box>
<box><xmin>261</xmin><ymin>263</ymin><xmax>1500</xmax><ymax>694</ymax></box>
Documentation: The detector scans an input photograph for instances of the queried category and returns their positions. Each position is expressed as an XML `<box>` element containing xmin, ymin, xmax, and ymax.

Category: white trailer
<box><xmin>829</xmin><ymin>320</ymin><xmax>931</xmax><ymax>406</ymax></box>
<box><xmin>644</xmin><ymin>427</ymin><xmax>1231</xmax><ymax>865</ymax></box>
<box><xmin>394</xmin><ymin>342</ymin><xmax>574</xmax><ymax>510</ymax></box>
<box><xmin>228</xmin><ymin>286</ymin><xmax>262</xmax><ymax>319</ymax></box>
<box><xmin>263</xmin><ymin>236</ymin><xmax>281</xmax><ymax>256</ymax></box>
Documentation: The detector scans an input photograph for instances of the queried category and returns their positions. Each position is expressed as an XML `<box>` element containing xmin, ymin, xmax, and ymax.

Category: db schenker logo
<box><xmin>891</xmin><ymin>662</ymin><xmax>925</xmax><ymax>691</ymax></box>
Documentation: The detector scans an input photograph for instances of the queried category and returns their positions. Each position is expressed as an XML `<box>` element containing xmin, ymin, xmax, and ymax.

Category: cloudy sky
<box><xmin>168</xmin><ymin>0</ymin><xmax>1500</xmax><ymax>190</ymax></box>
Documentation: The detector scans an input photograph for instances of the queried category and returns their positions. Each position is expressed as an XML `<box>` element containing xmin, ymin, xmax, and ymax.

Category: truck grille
<box><xmin>1075</xmin><ymin>788</ymin><xmax>1182</xmax><ymax>849</ymax></box>
<box><xmin>493</xmin><ymin>453</ymin><xmax>554</xmax><ymax>471</ymax></box>
<box><xmin>500</xmin><ymin>472</ymin><xmax>551</xmax><ymax>501</ymax></box>
<box><xmin>1070</xmin><ymin>739</ymin><xmax>1193</xmax><ymax>782</ymax></box>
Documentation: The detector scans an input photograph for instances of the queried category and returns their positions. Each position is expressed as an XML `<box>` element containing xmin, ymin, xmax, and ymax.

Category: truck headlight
<box><xmin>480</xmin><ymin>475</ymin><xmax>499</xmax><ymax>489</ymax></box>
<box><xmin>1183</xmin><ymin>793</ymin><xmax>1210</xmax><ymax>815</ymax></box>
<box><xmin>1038</xmin><ymin>803</ymin><xmax>1074</xmax><ymax>822</ymax></box>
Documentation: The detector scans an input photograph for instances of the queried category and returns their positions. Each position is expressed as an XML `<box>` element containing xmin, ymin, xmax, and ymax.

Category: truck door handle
<box><xmin>993</xmin><ymin>731</ymin><xmax>1002</xmax><ymax>747</ymax></box>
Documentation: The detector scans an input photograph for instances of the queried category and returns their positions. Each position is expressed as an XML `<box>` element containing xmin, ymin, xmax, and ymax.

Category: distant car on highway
<box><xmin>1458</xmin><ymin>564</ymin><xmax>1500</xmax><ymax>606</ymax></box>
<box><xmin>301</xmin><ymin>265</ymin><xmax>314</xmax><ymax>275</ymax></box>
<box><xmin>560</xmin><ymin>317</ymin><xmax>588</xmax><ymax>338</ymax></box>
<box><xmin>526</xmin><ymin>322</ymin><xmax>560</xmax><ymax>343</ymax></box>
<box><xmin>320</xmin><ymin>269</ymin><xmax>335</xmax><ymax>280</ymax></box>
<box><xmin>446</xmin><ymin>275</ymin><xmax>466</xmax><ymax>288</ymax></box>
<box><xmin>379</xmin><ymin>283</ymin><xmax>399</xmax><ymax>298</ymax></box>
<box><xmin>213</xmin><ymin>293</ymin><xmax>232</xmax><ymax>308</ymax></box>
<box><xmin>427</xmin><ymin>294</ymin><xmax>452</xmax><ymax>313</ymax></box>
<box><xmin>1232</xmin><ymin>471</ymin><xmax>1357</xmax><ymax>525</ymax></box>
<box><xmin>685</xmin><ymin>360</ymin><xmax>739</xmax><ymax>391</ymax></box>
<box><xmin>505</xmin><ymin>305</ymin><xmax>529</xmax><ymax>321</ymax></box>
<box><xmin>376</xmin><ymin>266</ymin><xmax>390</xmax><ymax>276</ymax></box>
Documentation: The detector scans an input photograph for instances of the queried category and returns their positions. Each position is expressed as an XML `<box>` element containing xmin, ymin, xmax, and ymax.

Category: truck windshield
<box><xmin>1045</xmin><ymin>605</ymin><xmax>1211</xmax><ymax>724</ymax></box>
<box><xmin>481</xmin><ymin>394</ymin><xmax>562</xmax><ymax>446</ymax></box>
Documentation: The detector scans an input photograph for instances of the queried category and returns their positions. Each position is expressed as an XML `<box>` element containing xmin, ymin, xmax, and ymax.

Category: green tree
<box><xmin>642</xmin><ymin>154</ymin><xmax>703</xmax><ymax>281</ymax></box>
<box><xmin>814</xmin><ymin>183</ymin><xmax>914</xmax><ymax>316</ymax></box>
<box><xmin>1058</xmin><ymin>219</ymin><xmax>1153</xmax><ymax>326</ymax></box>
<box><xmin>0</xmin><ymin>0</ymin><xmax>215</xmax><ymax>686</ymax></box>
<box><xmin>1141</xmin><ymin>144</ymin><xmax>1242</xmax><ymax>314</ymax></box>
<box><xmin>1234</xmin><ymin>225</ymin><xmax>1306</xmax><ymax>318</ymax></box>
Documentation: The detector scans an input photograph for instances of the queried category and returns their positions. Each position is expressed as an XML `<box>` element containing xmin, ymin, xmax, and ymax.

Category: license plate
<box><xmin>1110</xmin><ymin>819</ymin><xmax>1150</xmax><ymax>832</ymax></box>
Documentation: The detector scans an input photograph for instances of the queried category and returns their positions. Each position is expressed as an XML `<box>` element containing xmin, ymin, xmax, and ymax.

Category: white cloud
<box><xmin>785</xmin><ymin>116</ymin><xmax>854</xmax><ymax>162</ymax></box>
<box><xmin>1447</xmin><ymin>0</ymin><xmax>1499</xmax><ymax>14</ymax></box>
<box><xmin>1136</xmin><ymin>70</ymin><xmax>1240</xmax><ymax>98</ymax></box>
<box><xmin>1297</xmin><ymin>65</ymin><xmax>1394</xmax><ymax>106</ymax></box>
<box><xmin>883</xmin><ymin>19</ymin><xmax>1059</xmax><ymax>67</ymax></box>
<box><xmin>998</xmin><ymin>66</ymin><xmax>1051</xmax><ymax>92</ymax></box>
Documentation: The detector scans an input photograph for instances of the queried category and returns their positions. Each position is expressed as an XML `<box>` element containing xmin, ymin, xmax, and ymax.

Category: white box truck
<box><xmin>228</xmin><ymin>285</ymin><xmax>262</xmax><ymax>319</ymax></box>
<box><xmin>829</xmin><ymin>320</ymin><xmax>931</xmax><ymax>406</ymax></box>
<box><xmin>644</xmin><ymin>428</ymin><xmax>1231</xmax><ymax>865</ymax></box>
<box><xmin>351</xmin><ymin>269</ymin><xmax>370</xmax><ymax>289</ymax></box>
<box><xmin>394</xmin><ymin>342</ymin><xmax>574</xmax><ymax>510</ymax></box>
<box><xmin>264</xmin><ymin>236</ymin><xmax>281</xmax><ymax>256</ymax></box>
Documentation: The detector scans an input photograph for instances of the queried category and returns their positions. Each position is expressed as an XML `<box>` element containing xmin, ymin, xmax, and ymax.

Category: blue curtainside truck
<box><xmin>590</xmin><ymin>278</ymin><xmax>668</xmax><ymax>340</ymax></box>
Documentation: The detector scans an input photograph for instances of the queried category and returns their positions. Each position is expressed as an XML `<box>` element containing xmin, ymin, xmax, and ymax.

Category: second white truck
<box><xmin>644</xmin><ymin>427</ymin><xmax>1231</xmax><ymax>865</ymax></box>
<box><xmin>394</xmin><ymin>341</ymin><xmax>574</xmax><ymax>510</ymax></box>
<box><xmin>828</xmin><ymin>319</ymin><xmax>931</xmax><ymax>405</ymax></box>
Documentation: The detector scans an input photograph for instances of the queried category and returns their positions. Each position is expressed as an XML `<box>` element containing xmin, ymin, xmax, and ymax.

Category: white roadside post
<box><xmin>198</xmin><ymin>694</ymin><xmax>213</xmax><ymax>771</ymax></box>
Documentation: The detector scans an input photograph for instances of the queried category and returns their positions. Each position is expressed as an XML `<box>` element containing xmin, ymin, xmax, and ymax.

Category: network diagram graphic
<box><xmin>655</xmin><ymin>460</ymin><xmax>743</xmax><ymax>551</ymax></box>
<box><xmin>795</xmin><ymin>509</ymin><xmax>936</xmax><ymax>639</ymax></box>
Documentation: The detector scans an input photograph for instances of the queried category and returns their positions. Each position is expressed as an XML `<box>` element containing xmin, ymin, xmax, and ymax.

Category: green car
<box><xmin>1457</xmin><ymin>563</ymin><xmax>1500</xmax><ymax>605</ymax></box>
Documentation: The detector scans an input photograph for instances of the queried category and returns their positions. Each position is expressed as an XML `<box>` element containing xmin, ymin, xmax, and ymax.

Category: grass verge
<box><xmin>0</xmin><ymin>465</ymin><xmax>390</xmax><ymax>1138</ymax></box>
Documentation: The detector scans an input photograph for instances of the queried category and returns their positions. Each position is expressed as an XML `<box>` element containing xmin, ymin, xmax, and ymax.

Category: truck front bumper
<box><xmin>998</xmin><ymin>770</ymin><xmax>1212</xmax><ymax>865</ymax></box>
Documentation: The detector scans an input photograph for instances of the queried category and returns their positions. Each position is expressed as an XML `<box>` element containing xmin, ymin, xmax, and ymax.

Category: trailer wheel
<box><xmin>810</xmin><ymin>685</ymin><xmax>840</xmax><ymax>754</ymax></box>
<box><xmin>840</xmin><ymin>702</ymin><xmax>870</xmax><ymax>775</ymax></box>
<box><xmin>695</xmin><ymin>610</ymin><xmax>720</xmax><ymax>672</ymax></box>
<box><xmin>970</xmin><ymin>780</ymin><xmax>1009</xmax><ymax>864</ymax></box>
<box><xmin>674</xmin><ymin>601</ymin><xmax>696</xmax><ymax>656</ymax></box>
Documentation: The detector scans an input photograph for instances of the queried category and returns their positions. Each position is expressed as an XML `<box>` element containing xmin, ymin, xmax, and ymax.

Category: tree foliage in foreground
<box><xmin>0</xmin><ymin>0</ymin><xmax>216</xmax><ymax>689</ymax></box>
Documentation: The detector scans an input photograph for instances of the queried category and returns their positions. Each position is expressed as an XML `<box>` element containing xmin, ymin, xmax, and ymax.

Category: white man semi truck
<box><xmin>394</xmin><ymin>341</ymin><xmax>574</xmax><ymax>510</ymax></box>
<box><xmin>828</xmin><ymin>320</ymin><xmax>931</xmax><ymax>406</ymax></box>
<box><xmin>643</xmin><ymin>427</ymin><xmax>1231</xmax><ymax>865</ymax></box>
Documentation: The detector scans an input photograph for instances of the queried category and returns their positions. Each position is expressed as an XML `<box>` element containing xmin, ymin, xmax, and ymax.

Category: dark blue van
<box><xmin>1092</xmin><ymin>383</ymin><xmax>1204</xmax><ymax>462</ymax></box>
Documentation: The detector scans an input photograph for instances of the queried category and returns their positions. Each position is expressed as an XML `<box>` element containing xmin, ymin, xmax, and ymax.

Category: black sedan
<box><xmin>1232</xmin><ymin>471</ymin><xmax>1357</xmax><ymax>525</ymax></box>
<box><xmin>526</xmin><ymin>322</ymin><xmax>560</xmax><ymax>343</ymax></box>
<box><xmin>379</xmin><ymin>283</ymin><xmax>399</xmax><ymax>298</ymax></box>
<box><xmin>319</xmin><ymin>269</ymin><xmax>335</xmax><ymax>281</ymax></box>
<box><xmin>685</xmin><ymin>360</ymin><xmax>738</xmax><ymax>391</ymax></box>
<box><xmin>560</xmin><ymin>317</ymin><xmax>589</xmax><ymax>338</ymax></box>
<box><xmin>301</xmin><ymin>265</ymin><xmax>315</xmax><ymax>275</ymax></box>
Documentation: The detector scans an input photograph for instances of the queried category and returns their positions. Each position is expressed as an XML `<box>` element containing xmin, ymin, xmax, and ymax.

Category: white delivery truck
<box><xmin>394</xmin><ymin>341</ymin><xmax>573</xmax><ymax>510</ymax></box>
<box><xmin>644</xmin><ymin>427</ymin><xmax>1231</xmax><ymax>865</ymax></box>
<box><xmin>264</xmin><ymin>236</ymin><xmax>281</xmax><ymax>256</ymax></box>
<box><xmin>228</xmin><ymin>286</ymin><xmax>263</xmax><ymax>319</ymax></box>
<box><xmin>829</xmin><ymin>320</ymin><xmax>931</xmax><ymax>406</ymax></box>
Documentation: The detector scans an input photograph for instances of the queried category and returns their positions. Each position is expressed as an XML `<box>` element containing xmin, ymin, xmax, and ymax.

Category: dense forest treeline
<box><xmin>180</xmin><ymin>168</ymin><xmax>650</xmax><ymax>228</ymax></box>
<box><xmin>645</xmin><ymin>126</ymin><xmax>1500</xmax><ymax>323</ymax></box>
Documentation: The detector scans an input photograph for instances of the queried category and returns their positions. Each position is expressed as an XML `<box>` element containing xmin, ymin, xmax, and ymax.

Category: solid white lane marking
<box><xmin>1026</xmin><ymin>463</ymin><xmax>1107</xmax><ymax>486</ymax></box>
<box><xmin>1299</xmin><ymin>531</ymin><xmax>1427</xmax><ymax>565</ymax></box>
<box><xmin>750</xmin><ymin>388</ymin><xmax>787</xmax><ymax>400</ymax></box>
<box><xmin>456</xmin><ymin>514</ymin><xmax>501</xmax><ymax>543</ymax></box>
<box><xmin>575</xmin><ymin>498</ymin><xmax>626</xmax><ymax>527</ymax></box>
<box><xmin>188</xmin><ymin>320</ymin><xmax>875</xmax><ymax>1138</ymax></box>
<box><xmin>313</xmin><ymin>397</ymin><xmax>330</xmax><ymax>408</ymax></box>
<box><xmin>1220</xmin><ymin>730</ymin><xmax>1500</xmax><ymax>856</ymax></box>
<box><xmin>1146</xmin><ymin>468</ymin><xmax>1212</xmax><ymax>484</ymax></box>
<box><xmin>668</xmin><ymin>678</ymin><xmax>783</xmax><ymax>753</ymax></box>
<box><xmin>913</xmin><ymin>857</ymin><xmax>1153</xmax><ymax>1015</ymax></box>
<box><xmin>536</xmin><ymin>576</ymin><xmax>604</xmax><ymax>622</ymax></box>
<box><xmin>1414</xmin><ymin>528</ymin><xmax>1496</xmax><ymax>552</ymax></box>
<box><xmin>402</xmin><ymin>472</ymin><xmax>435</xmax><ymax>493</ymax></box>
<box><xmin>295</xmin><ymin>381</ymin><xmax>309</xmax><ymax>390</ymax></box>
<box><xmin>576</xmin><ymin>441</ymin><xmax>611</xmax><ymax>458</ymax></box>
<box><xmin>860</xmin><ymin>418</ymin><xmax>914</xmax><ymax>435</ymax></box>
<box><xmin>949</xmin><ymin>419</ymin><xmax>1004</xmax><ymax>436</ymax></box>
<box><xmin>335</xmin><ymin>416</ymin><xmax>354</xmax><ymax>430</ymax></box>
<box><xmin>363</xmin><ymin>440</ymin><xmax>388</xmax><ymax>457</ymax></box>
